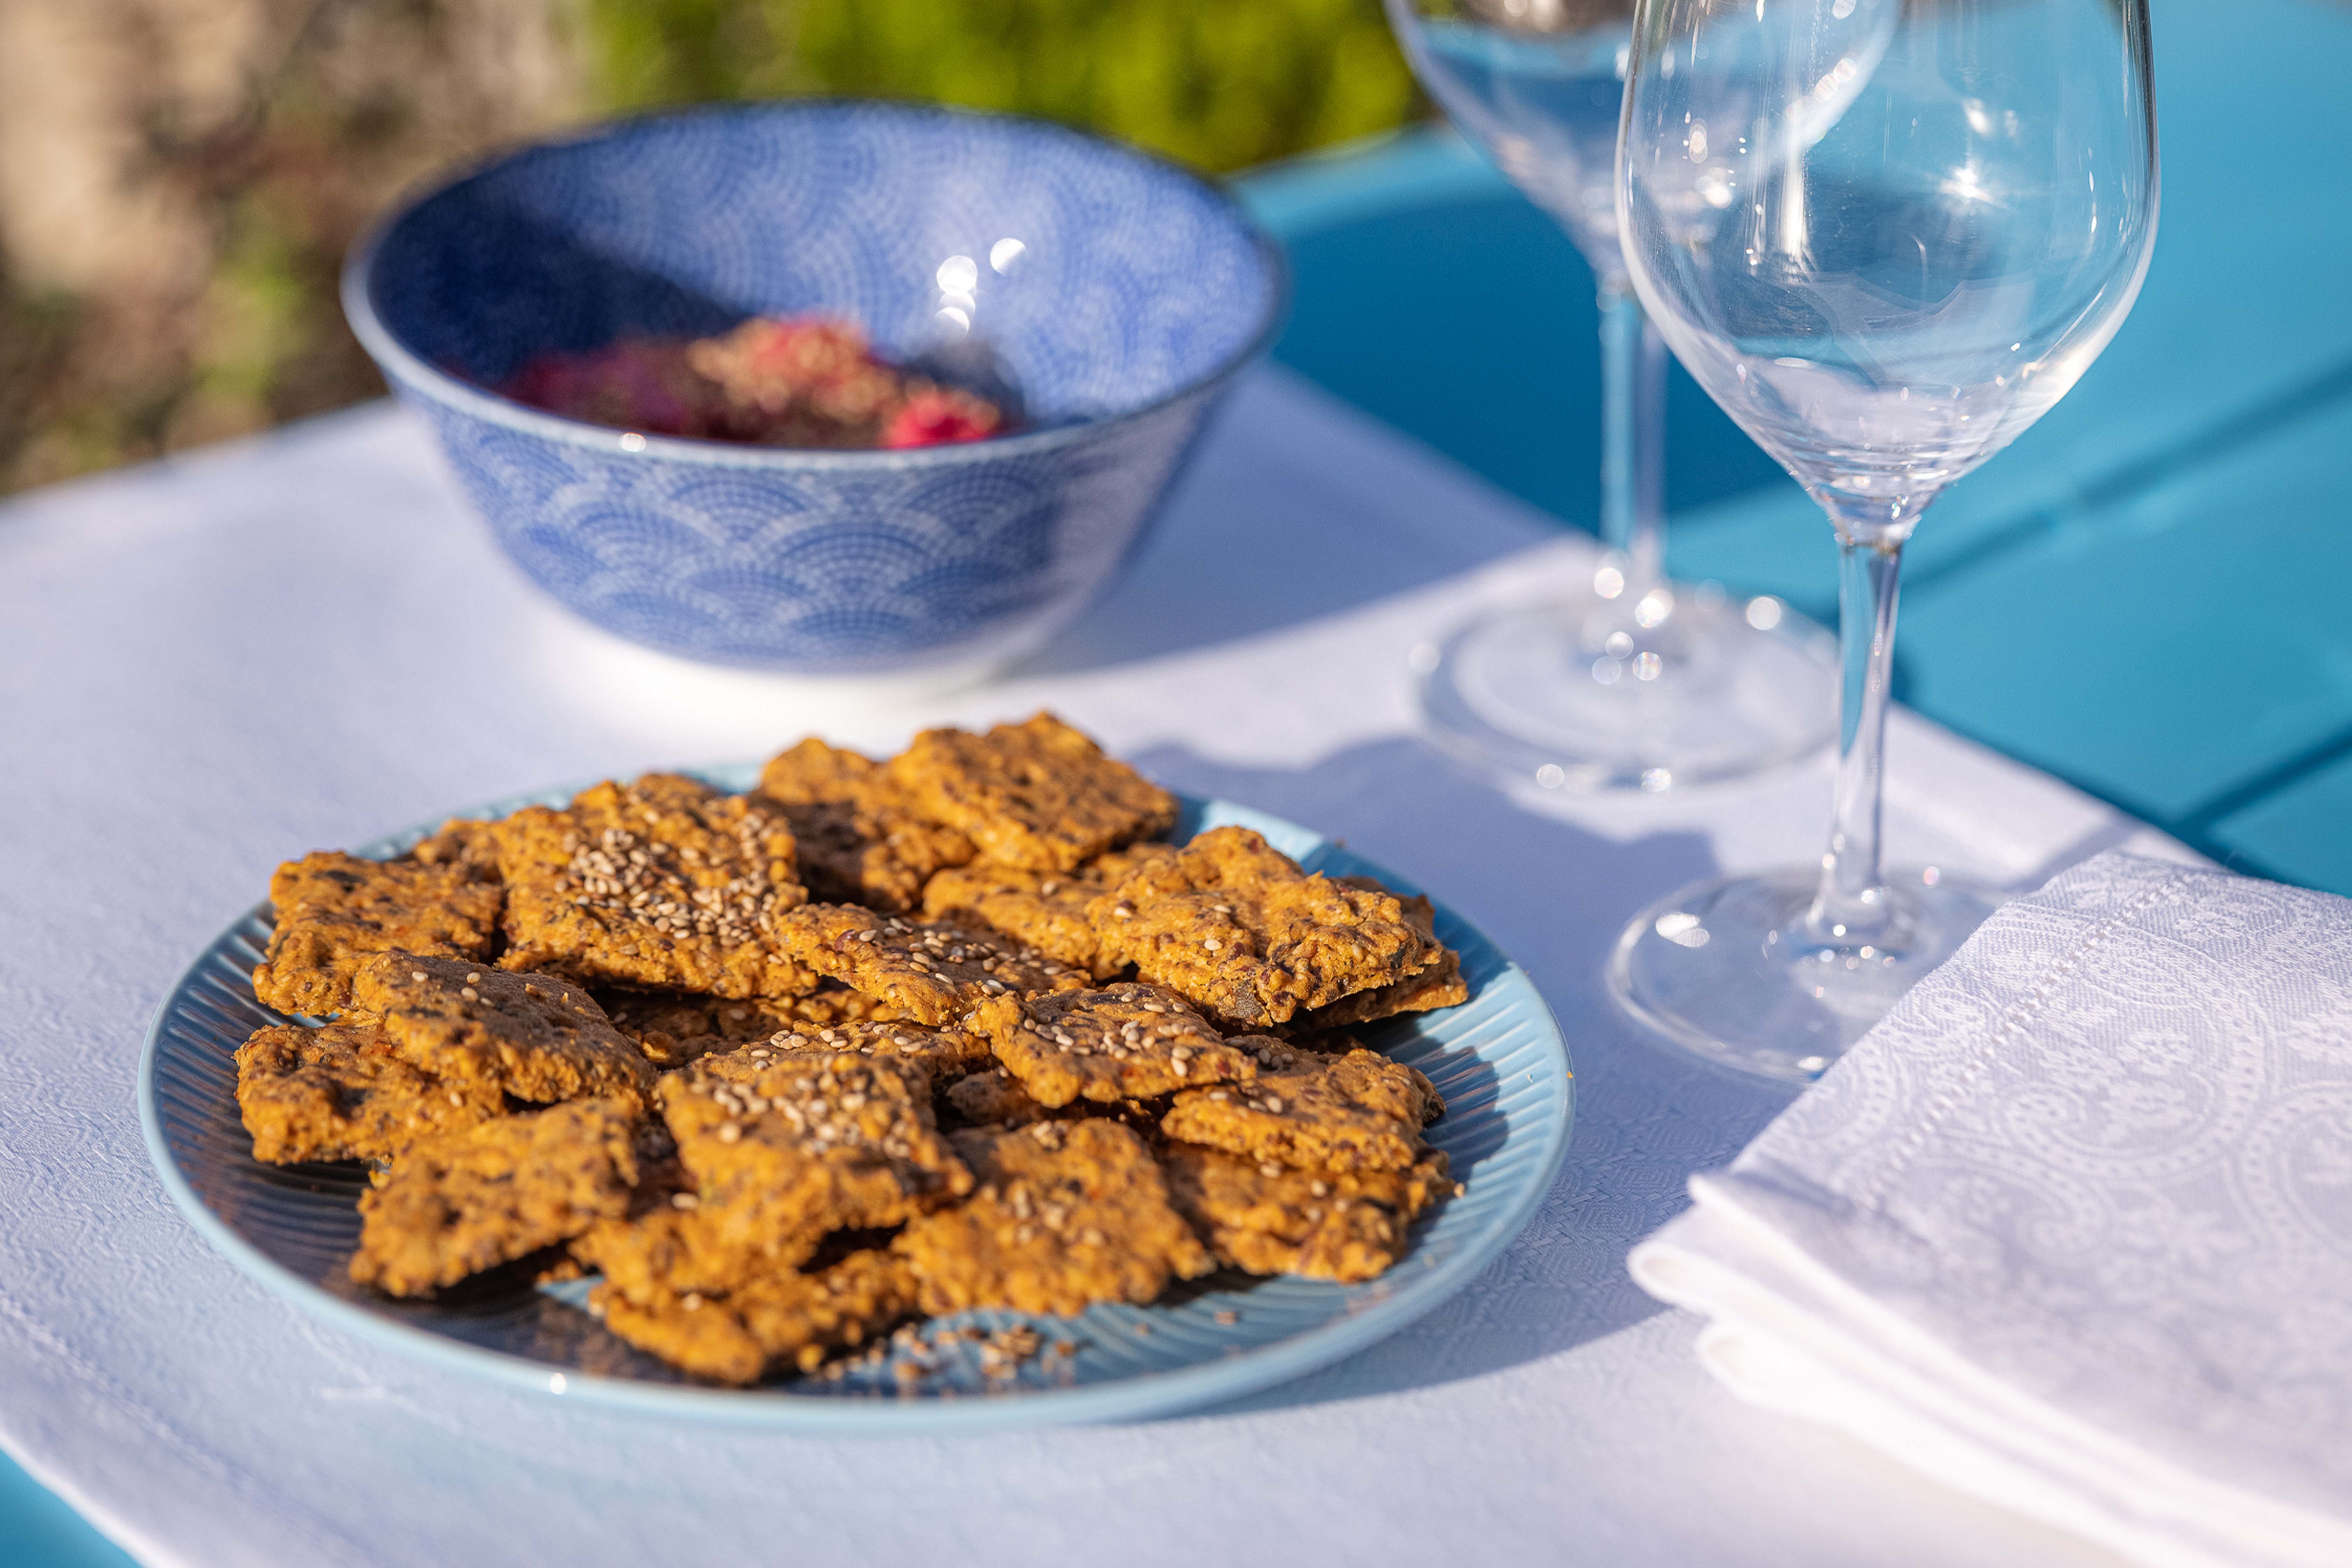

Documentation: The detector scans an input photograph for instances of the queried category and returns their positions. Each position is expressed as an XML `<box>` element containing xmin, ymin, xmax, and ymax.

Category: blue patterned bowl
<box><xmin>343</xmin><ymin>101</ymin><xmax>1286</xmax><ymax>673</ymax></box>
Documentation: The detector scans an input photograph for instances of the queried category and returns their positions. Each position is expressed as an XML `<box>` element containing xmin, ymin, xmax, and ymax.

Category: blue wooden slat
<box><xmin>0</xmin><ymin>1452</ymin><xmax>134</xmax><ymax>1568</ymax></box>
<box><xmin>2209</xmin><ymin>752</ymin><xmax>2352</xmax><ymax>896</ymax></box>
<box><xmin>1895</xmin><ymin>396</ymin><xmax>2352</xmax><ymax>827</ymax></box>
<box><xmin>1858</xmin><ymin>0</ymin><xmax>2352</xmax><ymax>581</ymax></box>
<box><xmin>1669</xmin><ymin>0</ymin><xmax>2352</xmax><ymax>603</ymax></box>
<box><xmin>1664</xmin><ymin>485</ymin><xmax>1839</xmax><ymax>621</ymax></box>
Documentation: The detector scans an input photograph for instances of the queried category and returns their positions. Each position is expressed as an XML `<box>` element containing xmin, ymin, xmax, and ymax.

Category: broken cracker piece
<box><xmin>252</xmin><ymin>851</ymin><xmax>502</xmax><ymax>1017</ymax></box>
<box><xmin>1087</xmin><ymin>827</ymin><xmax>1438</xmax><ymax>1029</ymax></box>
<box><xmin>756</xmin><ymin>738</ymin><xmax>975</xmax><ymax>911</ymax></box>
<box><xmin>776</xmin><ymin>905</ymin><xmax>1084</xmax><ymax>1026</ymax></box>
<box><xmin>893</xmin><ymin>1119</ymin><xmax>1212</xmax><ymax>1316</ymax></box>
<box><xmin>1298</xmin><ymin>889</ymin><xmax>1468</xmax><ymax>1028</ymax></box>
<box><xmin>887</xmin><ymin>713</ymin><xmax>1176</xmax><ymax>872</ymax></box>
<box><xmin>964</xmin><ymin>982</ymin><xmax>1261</xmax><ymax>1108</ymax></box>
<box><xmin>1161</xmin><ymin>1142</ymin><xmax>1453</xmax><ymax>1283</ymax></box>
<box><xmin>234</xmin><ymin>1021</ymin><xmax>504</xmax><ymax>1165</ymax></box>
<box><xmin>350</xmin><ymin>1098</ymin><xmax>641</xmax><ymax>1296</ymax></box>
<box><xmin>592</xmin><ymin>1250</ymin><xmax>919</xmax><ymax>1385</ymax></box>
<box><xmin>353</xmin><ymin>952</ymin><xmax>654</xmax><ymax>1106</ymax></box>
<box><xmin>1159</xmin><ymin>1048</ymin><xmax>1443</xmax><ymax>1172</ymax></box>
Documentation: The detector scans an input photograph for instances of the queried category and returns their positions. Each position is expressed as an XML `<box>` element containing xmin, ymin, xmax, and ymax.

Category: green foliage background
<box><xmin>0</xmin><ymin>0</ymin><xmax>1418</xmax><ymax>494</ymax></box>
<box><xmin>593</xmin><ymin>0</ymin><xmax>1417</xmax><ymax>173</ymax></box>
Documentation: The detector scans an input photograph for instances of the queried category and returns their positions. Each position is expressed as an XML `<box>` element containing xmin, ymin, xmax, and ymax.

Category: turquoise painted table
<box><xmin>9</xmin><ymin>0</ymin><xmax>2347</xmax><ymax>1556</ymax></box>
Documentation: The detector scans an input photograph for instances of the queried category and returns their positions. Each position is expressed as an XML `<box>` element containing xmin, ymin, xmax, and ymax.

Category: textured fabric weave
<box><xmin>1634</xmin><ymin>853</ymin><xmax>2352</xmax><ymax>1568</ymax></box>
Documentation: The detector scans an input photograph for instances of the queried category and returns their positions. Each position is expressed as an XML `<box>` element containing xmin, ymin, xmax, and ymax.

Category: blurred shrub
<box><xmin>0</xmin><ymin>0</ymin><xmax>1415</xmax><ymax>495</ymax></box>
<box><xmin>589</xmin><ymin>0</ymin><xmax>1418</xmax><ymax>174</ymax></box>
<box><xmin>0</xmin><ymin>0</ymin><xmax>586</xmax><ymax>491</ymax></box>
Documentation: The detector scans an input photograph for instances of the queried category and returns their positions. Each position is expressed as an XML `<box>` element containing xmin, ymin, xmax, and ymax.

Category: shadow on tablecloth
<box><xmin>1023</xmin><ymin>371</ymin><xmax>1560</xmax><ymax>679</ymax></box>
<box><xmin>1122</xmin><ymin>737</ymin><xmax>1802</xmax><ymax>1419</ymax></box>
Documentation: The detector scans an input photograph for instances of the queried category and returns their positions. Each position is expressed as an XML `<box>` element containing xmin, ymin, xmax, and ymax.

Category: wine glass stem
<box><xmin>1807</xmin><ymin>529</ymin><xmax>1905</xmax><ymax>945</ymax></box>
<box><xmin>1597</xmin><ymin>282</ymin><xmax>1666</xmax><ymax>598</ymax></box>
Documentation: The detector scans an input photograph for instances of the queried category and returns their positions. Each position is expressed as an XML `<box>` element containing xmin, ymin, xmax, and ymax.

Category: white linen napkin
<box><xmin>1630</xmin><ymin>852</ymin><xmax>2352</xmax><ymax>1568</ymax></box>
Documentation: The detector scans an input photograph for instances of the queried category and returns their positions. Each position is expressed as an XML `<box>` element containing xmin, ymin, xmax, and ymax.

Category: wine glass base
<box><xmin>1606</xmin><ymin>866</ymin><xmax>2003</xmax><ymax>1083</ymax></box>
<box><xmin>1417</xmin><ymin>583</ymin><xmax>1837</xmax><ymax>794</ymax></box>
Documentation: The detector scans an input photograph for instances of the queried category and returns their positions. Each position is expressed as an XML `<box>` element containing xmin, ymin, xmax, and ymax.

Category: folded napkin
<box><xmin>1630</xmin><ymin>852</ymin><xmax>2352</xmax><ymax>1568</ymax></box>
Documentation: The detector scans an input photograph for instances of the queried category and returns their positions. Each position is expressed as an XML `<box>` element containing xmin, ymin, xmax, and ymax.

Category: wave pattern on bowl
<box><xmin>349</xmin><ymin>104</ymin><xmax>1283</xmax><ymax>672</ymax></box>
<box><xmin>417</xmin><ymin>391</ymin><xmax>1191</xmax><ymax>666</ymax></box>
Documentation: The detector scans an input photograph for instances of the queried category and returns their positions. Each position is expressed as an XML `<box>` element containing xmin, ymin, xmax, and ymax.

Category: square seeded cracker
<box><xmin>755</xmin><ymin>738</ymin><xmax>975</xmax><ymax>911</ymax></box>
<box><xmin>406</xmin><ymin>816</ymin><xmax>505</xmax><ymax>879</ymax></box>
<box><xmin>1295</xmin><ymin>947</ymin><xmax>1467</xmax><ymax>1029</ymax></box>
<box><xmin>776</xmin><ymin>906</ymin><xmax>1085</xmax><ymax>1026</ymax></box>
<box><xmin>1295</xmin><ymin>885</ymin><xmax>1467</xmax><ymax>1028</ymax></box>
<box><xmin>962</xmin><ymin>982</ymin><xmax>1267</xmax><ymax>1108</ymax></box>
<box><xmin>1087</xmin><ymin>826</ymin><xmax>1440</xmax><ymax>1028</ymax></box>
<box><xmin>758</xmin><ymin>1017</ymin><xmax>996</xmax><ymax>1087</ymax></box>
<box><xmin>352</xmin><ymin>952</ymin><xmax>655</xmax><ymax>1106</ymax></box>
<box><xmin>234</xmin><ymin>1022</ymin><xmax>504</xmax><ymax>1166</ymax></box>
<box><xmin>349</xmin><ymin>1097</ymin><xmax>642</xmax><ymax>1296</ymax></box>
<box><xmin>493</xmin><ymin>773</ymin><xmax>814</xmax><ymax>1000</ymax></box>
<box><xmin>886</xmin><ymin>712</ymin><xmax>1177</xmax><ymax>872</ymax></box>
<box><xmin>591</xmin><ymin>1250</ymin><xmax>920</xmax><ymax>1385</ymax></box>
<box><xmin>583</xmin><ymin>1049</ymin><xmax>965</xmax><ymax>1309</ymax></box>
<box><xmin>893</xmin><ymin>1119</ymin><xmax>1212</xmax><ymax>1316</ymax></box>
<box><xmin>1161</xmin><ymin>1143</ymin><xmax>1456</xmax><ymax>1284</ymax></box>
<box><xmin>251</xmin><ymin>851</ymin><xmax>503</xmax><ymax>1017</ymax></box>
<box><xmin>919</xmin><ymin>842</ymin><xmax>1176</xmax><ymax>978</ymax></box>
<box><xmin>571</xmin><ymin>1153</ymin><xmax>836</xmax><ymax>1308</ymax></box>
<box><xmin>663</xmin><ymin>1051</ymin><xmax>972</xmax><ymax>1233</ymax></box>
<box><xmin>1159</xmin><ymin>1048</ymin><xmax>1444</xmax><ymax>1172</ymax></box>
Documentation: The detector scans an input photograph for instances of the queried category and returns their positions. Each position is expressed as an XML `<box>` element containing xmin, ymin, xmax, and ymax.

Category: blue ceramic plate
<box><xmin>140</xmin><ymin>773</ymin><xmax>1572</xmax><ymax>1431</ymax></box>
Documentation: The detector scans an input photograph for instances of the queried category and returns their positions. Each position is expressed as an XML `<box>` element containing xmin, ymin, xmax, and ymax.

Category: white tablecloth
<box><xmin>0</xmin><ymin>365</ymin><xmax>2191</xmax><ymax>1567</ymax></box>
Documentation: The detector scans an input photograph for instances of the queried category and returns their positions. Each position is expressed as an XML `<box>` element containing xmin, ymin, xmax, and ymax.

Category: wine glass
<box><xmin>1387</xmin><ymin>0</ymin><xmax>1840</xmax><ymax>794</ymax></box>
<box><xmin>1609</xmin><ymin>0</ymin><xmax>2158</xmax><ymax>1079</ymax></box>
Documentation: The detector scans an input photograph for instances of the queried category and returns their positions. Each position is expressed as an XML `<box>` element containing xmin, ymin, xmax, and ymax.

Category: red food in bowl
<box><xmin>499</xmin><ymin>313</ymin><xmax>1005</xmax><ymax>450</ymax></box>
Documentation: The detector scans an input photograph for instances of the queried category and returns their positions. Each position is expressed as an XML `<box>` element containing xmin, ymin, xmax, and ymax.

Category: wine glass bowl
<box><xmin>1387</xmin><ymin>0</ymin><xmax>1841</xmax><ymax>793</ymax></box>
<box><xmin>1619</xmin><ymin>0</ymin><xmax>2159</xmax><ymax>532</ymax></box>
<box><xmin>1400</xmin><ymin>1</ymin><xmax>1641</xmax><ymax>268</ymax></box>
<box><xmin>1609</xmin><ymin>0</ymin><xmax>2158</xmax><ymax>1079</ymax></box>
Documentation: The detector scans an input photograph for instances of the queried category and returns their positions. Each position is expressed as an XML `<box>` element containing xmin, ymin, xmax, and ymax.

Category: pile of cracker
<box><xmin>233</xmin><ymin>713</ymin><xmax>1468</xmax><ymax>1386</ymax></box>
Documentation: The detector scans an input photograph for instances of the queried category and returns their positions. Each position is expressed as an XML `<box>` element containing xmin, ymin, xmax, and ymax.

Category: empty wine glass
<box><xmin>1387</xmin><ymin>0</ymin><xmax>1840</xmax><ymax>794</ymax></box>
<box><xmin>1608</xmin><ymin>0</ymin><xmax>2157</xmax><ymax>1079</ymax></box>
